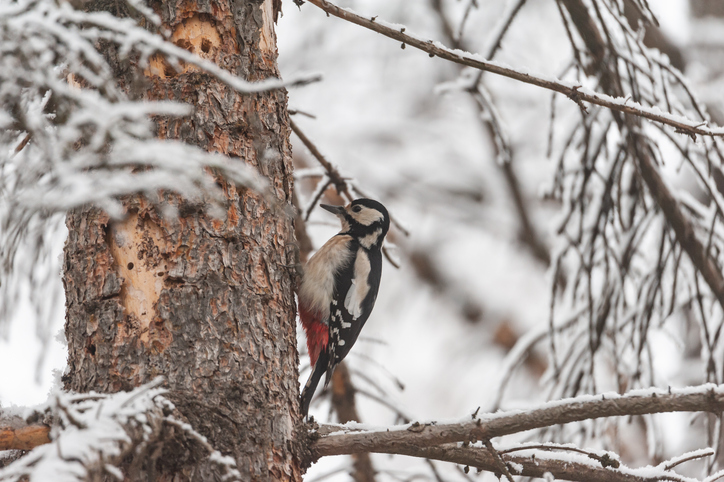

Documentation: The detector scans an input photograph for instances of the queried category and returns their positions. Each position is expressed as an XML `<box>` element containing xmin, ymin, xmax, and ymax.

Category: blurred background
<box><xmin>4</xmin><ymin>0</ymin><xmax>724</xmax><ymax>480</ymax></box>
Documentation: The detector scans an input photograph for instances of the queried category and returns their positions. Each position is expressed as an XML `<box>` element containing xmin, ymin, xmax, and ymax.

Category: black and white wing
<box><xmin>324</xmin><ymin>243</ymin><xmax>383</xmax><ymax>386</ymax></box>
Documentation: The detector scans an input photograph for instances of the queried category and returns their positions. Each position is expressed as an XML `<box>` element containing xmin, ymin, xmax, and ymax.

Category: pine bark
<box><xmin>62</xmin><ymin>0</ymin><xmax>303</xmax><ymax>480</ymax></box>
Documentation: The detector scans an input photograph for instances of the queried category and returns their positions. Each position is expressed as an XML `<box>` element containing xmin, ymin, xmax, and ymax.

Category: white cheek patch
<box><xmin>343</xmin><ymin>248</ymin><xmax>371</xmax><ymax>320</ymax></box>
<box><xmin>351</xmin><ymin>208</ymin><xmax>384</xmax><ymax>226</ymax></box>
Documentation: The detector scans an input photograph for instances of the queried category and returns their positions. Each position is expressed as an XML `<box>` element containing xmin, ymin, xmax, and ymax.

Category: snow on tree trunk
<box><xmin>61</xmin><ymin>0</ymin><xmax>302</xmax><ymax>480</ymax></box>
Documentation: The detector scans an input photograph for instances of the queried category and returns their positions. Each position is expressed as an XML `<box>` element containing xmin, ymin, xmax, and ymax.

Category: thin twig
<box><xmin>483</xmin><ymin>439</ymin><xmax>515</xmax><ymax>482</ymax></box>
<box><xmin>291</xmin><ymin>118</ymin><xmax>351</xmax><ymax>199</ymax></box>
<box><xmin>13</xmin><ymin>133</ymin><xmax>31</xmax><ymax>154</ymax></box>
<box><xmin>498</xmin><ymin>443</ymin><xmax>620</xmax><ymax>468</ymax></box>
<box><xmin>305</xmin><ymin>0</ymin><xmax>724</xmax><ymax>138</ymax></box>
<box><xmin>291</xmin><ymin>120</ymin><xmax>407</xmax><ymax>267</ymax></box>
<box><xmin>660</xmin><ymin>448</ymin><xmax>715</xmax><ymax>471</ymax></box>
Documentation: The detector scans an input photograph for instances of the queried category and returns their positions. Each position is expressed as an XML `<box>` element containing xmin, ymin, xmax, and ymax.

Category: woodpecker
<box><xmin>299</xmin><ymin>198</ymin><xmax>390</xmax><ymax>418</ymax></box>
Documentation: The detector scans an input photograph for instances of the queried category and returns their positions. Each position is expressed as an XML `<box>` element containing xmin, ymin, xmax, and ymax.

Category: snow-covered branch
<box><xmin>0</xmin><ymin>379</ymin><xmax>240</xmax><ymax>481</ymax></box>
<box><xmin>304</xmin><ymin>0</ymin><xmax>724</xmax><ymax>139</ymax></box>
<box><xmin>0</xmin><ymin>379</ymin><xmax>167</xmax><ymax>481</ymax></box>
<box><xmin>57</xmin><ymin>2</ymin><xmax>321</xmax><ymax>94</ymax></box>
<box><xmin>374</xmin><ymin>443</ymin><xmax>694</xmax><ymax>482</ymax></box>
<box><xmin>313</xmin><ymin>384</ymin><xmax>724</xmax><ymax>457</ymax></box>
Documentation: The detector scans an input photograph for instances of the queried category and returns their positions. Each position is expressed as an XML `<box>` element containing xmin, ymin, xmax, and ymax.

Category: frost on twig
<box><xmin>543</xmin><ymin>0</ymin><xmax>724</xmax><ymax>407</ymax></box>
<box><xmin>305</xmin><ymin>0</ymin><xmax>724</xmax><ymax>138</ymax></box>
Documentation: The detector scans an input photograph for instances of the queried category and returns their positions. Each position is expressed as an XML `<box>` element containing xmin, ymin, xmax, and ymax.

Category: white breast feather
<box><xmin>344</xmin><ymin>248</ymin><xmax>371</xmax><ymax>320</ymax></box>
<box><xmin>300</xmin><ymin>236</ymin><xmax>353</xmax><ymax>320</ymax></box>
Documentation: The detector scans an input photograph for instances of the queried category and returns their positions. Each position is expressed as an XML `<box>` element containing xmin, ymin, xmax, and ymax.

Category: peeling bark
<box><xmin>62</xmin><ymin>0</ymin><xmax>302</xmax><ymax>480</ymax></box>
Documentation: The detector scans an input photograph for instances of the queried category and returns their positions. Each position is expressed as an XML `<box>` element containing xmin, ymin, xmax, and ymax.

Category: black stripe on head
<box><xmin>348</xmin><ymin>199</ymin><xmax>390</xmax><ymax>235</ymax></box>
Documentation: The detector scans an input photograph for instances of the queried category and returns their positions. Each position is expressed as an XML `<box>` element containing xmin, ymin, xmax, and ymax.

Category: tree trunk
<box><xmin>61</xmin><ymin>0</ymin><xmax>303</xmax><ymax>480</ymax></box>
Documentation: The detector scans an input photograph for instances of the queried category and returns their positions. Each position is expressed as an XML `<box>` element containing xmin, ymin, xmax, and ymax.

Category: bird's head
<box><xmin>321</xmin><ymin>198</ymin><xmax>390</xmax><ymax>249</ymax></box>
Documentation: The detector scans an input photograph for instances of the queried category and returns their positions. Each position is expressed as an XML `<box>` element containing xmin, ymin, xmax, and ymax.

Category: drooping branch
<box><xmin>304</xmin><ymin>0</ymin><xmax>724</xmax><ymax>138</ymax></box>
<box><xmin>313</xmin><ymin>384</ymin><xmax>724</xmax><ymax>457</ymax></box>
<box><xmin>557</xmin><ymin>0</ymin><xmax>724</xmax><ymax>318</ymax></box>
<box><xmin>632</xmin><ymin>135</ymin><xmax>724</xmax><ymax>311</ymax></box>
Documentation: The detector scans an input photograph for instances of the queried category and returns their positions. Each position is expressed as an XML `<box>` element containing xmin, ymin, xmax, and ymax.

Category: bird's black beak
<box><xmin>320</xmin><ymin>204</ymin><xmax>346</xmax><ymax>217</ymax></box>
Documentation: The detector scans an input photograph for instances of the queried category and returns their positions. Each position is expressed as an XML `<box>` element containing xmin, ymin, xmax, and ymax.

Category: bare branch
<box><xmin>480</xmin><ymin>0</ymin><xmax>530</xmax><ymax>60</ymax></box>
<box><xmin>305</xmin><ymin>0</ymin><xmax>724</xmax><ymax>138</ymax></box>
<box><xmin>291</xmin><ymin>118</ymin><xmax>352</xmax><ymax>200</ymax></box>
<box><xmin>0</xmin><ymin>415</ymin><xmax>50</xmax><ymax>451</ymax></box>
<box><xmin>430</xmin><ymin>0</ymin><xmax>552</xmax><ymax>268</ymax></box>
<box><xmin>313</xmin><ymin>384</ymin><xmax>724</xmax><ymax>457</ymax></box>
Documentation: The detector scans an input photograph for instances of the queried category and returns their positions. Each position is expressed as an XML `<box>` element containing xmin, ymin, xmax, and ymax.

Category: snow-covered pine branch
<box><xmin>0</xmin><ymin>379</ymin><xmax>240</xmax><ymax>481</ymax></box>
<box><xmin>0</xmin><ymin>0</ymin><xmax>313</xmax><ymax>341</ymax></box>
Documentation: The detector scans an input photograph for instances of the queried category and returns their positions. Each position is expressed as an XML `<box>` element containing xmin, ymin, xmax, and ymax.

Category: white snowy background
<box><xmin>3</xmin><ymin>0</ymin><xmax>722</xmax><ymax>480</ymax></box>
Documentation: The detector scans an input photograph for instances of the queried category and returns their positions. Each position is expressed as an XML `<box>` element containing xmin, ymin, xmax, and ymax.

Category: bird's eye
<box><xmin>352</xmin><ymin>206</ymin><xmax>362</xmax><ymax>213</ymax></box>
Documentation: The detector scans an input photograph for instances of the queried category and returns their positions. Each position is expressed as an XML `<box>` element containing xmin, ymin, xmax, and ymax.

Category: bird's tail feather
<box><xmin>301</xmin><ymin>351</ymin><xmax>329</xmax><ymax>418</ymax></box>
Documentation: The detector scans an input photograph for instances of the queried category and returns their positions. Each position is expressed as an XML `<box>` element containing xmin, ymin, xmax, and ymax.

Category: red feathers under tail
<box><xmin>299</xmin><ymin>303</ymin><xmax>328</xmax><ymax>366</ymax></box>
